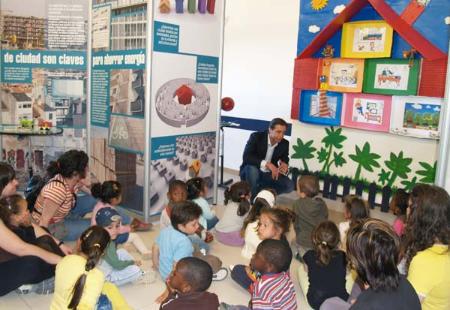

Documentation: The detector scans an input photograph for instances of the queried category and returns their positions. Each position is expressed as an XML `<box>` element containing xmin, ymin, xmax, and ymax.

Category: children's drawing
<box><xmin>374</xmin><ymin>64</ymin><xmax>410</xmax><ymax>90</ymax></box>
<box><xmin>353</xmin><ymin>26</ymin><xmax>386</xmax><ymax>53</ymax></box>
<box><xmin>390</xmin><ymin>96</ymin><xmax>442</xmax><ymax>139</ymax></box>
<box><xmin>309</xmin><ymin>91</ymin><xmax>337</xmax><ymax>118</ymax></box>
<box><xmin>403</xmin><ymin>102</ymin><xmax>440</xmax><ymax>131</ymax></box>
<box><xmin>352</xmin><ymin>98</ymin><xmax>384</xmax><ymax>125</ymax></box>
<box><xmin>329</xmin><ymin>62</ymin><xmax>359</xmax><ymax>88</ymax></box>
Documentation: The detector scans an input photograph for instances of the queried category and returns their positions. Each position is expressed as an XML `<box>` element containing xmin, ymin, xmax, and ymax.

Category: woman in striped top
<box><xmin>32</xmin><ymin>150</ymin><xmax>91</xmax><ymax>241</ymax></box>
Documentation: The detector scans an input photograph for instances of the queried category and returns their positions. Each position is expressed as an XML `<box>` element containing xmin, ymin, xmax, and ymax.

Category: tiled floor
<box><xmin>1</xmin><ymin>173</ymin><xmax>394</xmax><ymax>309</ymax></box>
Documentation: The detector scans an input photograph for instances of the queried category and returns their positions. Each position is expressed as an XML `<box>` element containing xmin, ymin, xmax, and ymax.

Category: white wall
<box><xmin>221</xmin><ymin>0</ymin><xmax>300</xmax><ymax>170</ymax></box>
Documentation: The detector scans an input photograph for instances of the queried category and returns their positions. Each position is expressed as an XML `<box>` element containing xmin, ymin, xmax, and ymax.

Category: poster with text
<box><xmin>90</xmin><ymin>0</ymin><xmax>148</xmax><ymax>213</ymax></box>
<box><xmin>149</xmin><ymin>0</ymin><xmax>224</xmax><ymax>215</ymax></box>
<box><xmin>0</xmin><ymin>0</ymin><xmax>88</xmax><ymax>185</ymax></box>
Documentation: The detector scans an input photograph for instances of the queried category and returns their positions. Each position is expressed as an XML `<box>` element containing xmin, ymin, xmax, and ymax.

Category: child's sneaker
<box><xmin>34</xmin><ymin>277</ymin><xmax>55</xmax><ymax>295</ymax></box>
<box><xmin>212</xmin><ymin>267</ymin><xmax>228</xmax><ymax>281</ymax></box>
<box><xmin>15</xmin><ymin>284</ymin><xmax>33</xmax><ymax>295</ymax></box>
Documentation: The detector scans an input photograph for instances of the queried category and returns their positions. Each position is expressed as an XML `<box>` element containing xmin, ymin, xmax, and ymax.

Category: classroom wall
<box><xmin>221</xmin><ymin>0</ymin><xmax>299</xmax><ymax>170</ymax></box>
<box><xmin>222</xmin><ymin>0</ymin><xmax>442</xmax><ymax>190</ymax></box>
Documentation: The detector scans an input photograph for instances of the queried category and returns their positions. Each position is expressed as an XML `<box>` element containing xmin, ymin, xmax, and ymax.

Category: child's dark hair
<box><xmin>177</xmin><ymin>257</ymin><xmax>213</xmax><ymax>292</ymax></box>
<box><xmin>171</xmin><ymin>201</ymin><xmax>202</xmax><ymax>231</ymax></box>
<box><xmin>257</xmin><ymin>239</ymin><xmax>292</xmax><ymax>273</ymax></box>
<box><xmin>91</xmin><ymin>181</ymin><xmax>122</xmax><ymax>204</ymax></box>
<box><xmin>346</xmin><ymin>219</ymin><xmax>400</xmax><ymax>292</ymax></box>
<box><xmin>312</xmin><ymin>221</ymin><xmax>340</xmax><ymax>266</ymax></box>
<box><xmin>224</xmin><ymin>181</ymin><xmax>251</xmax><ymax>216</ymax></box>
<box><xmin>47</xmin><ymin>150</ymin><xmax>88</xmax><ymax>179</ymax></box>
<box><xmin>241</xmin><ymin>193</ymin><xmax>274</xmax><ymax>236</ymax></box>
<box><xmin>297</xmin><ymin>175</ymin><xmax>320</xmax><ymax>198</ymax></box>
<box><xmin>390</xmin><ymin>189</ymin><xmax>409</xmax><ymax>216</ymax></box>
<box><xmin>186</xmin><ymin>177</ymin><xmax>205</xmax><ymax>200</ymax></box>
<box><xmin>69</xmin><ymin>226</ymin><xmax>110</xmax><ymax>309</ymax></box>
<box><xmin>0</xmin><ymin>163</ymin><xmax>16</xmax><ymax>196</ymax></box>
<box><xmin>169</xmin><ymin>180</ymin><xmax>187</xmax><ymax>194</ymax></box>
<box><xmin>259</xmin><ymin>207</ymin><xmax>295</xmax><ymax>235</ymax></box>
<box><xmin>0</xmin><ymin>194</ymin><xmax>26</xmax><ymax>227</ymax></box>
<box><xmin>344</xmin><ymin>195</ymin><xmax>370</xmax><ymax>226</ymax></box>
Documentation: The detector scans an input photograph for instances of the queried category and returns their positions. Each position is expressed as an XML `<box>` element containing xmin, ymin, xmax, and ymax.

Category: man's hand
<box><xmin>266</xmin><ymin>162</ymin><xmax>279</xmax><ymax>180</ymax></box>
<box><xmin>155</xmin><ymin>288</ymin><xmax>169</xmax><ymax>304</ymax></box>
<box><xmin>278</xmin><ymin>161</ymin><xmax>289</xmax><ymax>175</ymax></box>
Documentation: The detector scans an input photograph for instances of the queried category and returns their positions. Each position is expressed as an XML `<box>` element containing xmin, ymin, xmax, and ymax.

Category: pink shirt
<box><xmin>393</xmin><ymin>217</ymin><xmax>405</xmax><ymax>237</ymax></box>
<box><xmin>91</xmin><ymin>201</ymin><xmax>131</xmax><ymax>234</ymax></box>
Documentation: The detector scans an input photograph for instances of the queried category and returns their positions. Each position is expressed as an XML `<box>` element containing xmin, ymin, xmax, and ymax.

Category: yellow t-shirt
<box><xmin>51</xmin><ymin>255</ymin><xmax>105</xmax><ymax>310</ymax></box>
<box><xmin>407</xmin><ymin>244</ymin><xmax>450</xmax><ymax>310</ymax></box>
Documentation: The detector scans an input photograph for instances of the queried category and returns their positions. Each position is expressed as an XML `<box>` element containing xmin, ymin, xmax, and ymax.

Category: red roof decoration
<box><xmin>298</xmin><ymin>0</ymin><xmax>446</xmax><ymax>61</ymax></box>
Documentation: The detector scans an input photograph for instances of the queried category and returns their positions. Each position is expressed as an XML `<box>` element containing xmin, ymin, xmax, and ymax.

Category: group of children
<box><xmin>1</xmin><ymin>167</ymin><xmax>447</xmax><ymax>310</ymax></box>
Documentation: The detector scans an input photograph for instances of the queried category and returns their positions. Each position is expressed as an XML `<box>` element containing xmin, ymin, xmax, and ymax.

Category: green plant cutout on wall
<box><xmin>348</xmin><ymin>142</ymin><xmax>381</xmax><ymax>181</ymax></box>
<box><xmin>384</xmin><ymin>151</ymin><xmax>413</xmax><ymax>187</ymax></box>
<box><xmin>401</xmin><ymin>176</ymin><xmax>418</xmax><ymax>192</ymax></box>
<box><xmin>292</xmin><ymin>138</ymin><xmax>316</xmax><ymax>171</ymax></box>
<box><xmin>416</xmin><ymin>161</ymin><xmax>436</xmax><ymax>183</ymax></box>
<box><xmin>378</xmin><ymin>168</ymin><xmax>390</xmax><ymax>186</ymax></box>
<box><xmin>318</xmin><ymin>127</ymin><xmax>347</xmax><ymax>173</ymax></box>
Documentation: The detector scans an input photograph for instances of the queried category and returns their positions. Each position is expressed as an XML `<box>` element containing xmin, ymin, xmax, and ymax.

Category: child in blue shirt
<box><xmin>153</xmin><ymin>201</ymin><xmax>227</xmax><ymax>303</ymax></box>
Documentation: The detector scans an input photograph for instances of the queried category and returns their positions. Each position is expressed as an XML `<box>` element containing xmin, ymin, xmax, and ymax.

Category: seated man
<box><xmin>240</xmin><ymin>118</ymin><xmax>294</xmax><ymax>198</ymax></box>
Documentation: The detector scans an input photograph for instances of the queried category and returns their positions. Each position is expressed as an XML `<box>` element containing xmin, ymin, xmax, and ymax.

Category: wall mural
<box><xmin>291</xmin><ymin>126</ymin><xmax>436</xmax><ymax>192</ymax></box>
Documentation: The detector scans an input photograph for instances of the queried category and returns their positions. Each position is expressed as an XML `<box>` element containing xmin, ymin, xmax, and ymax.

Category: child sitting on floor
<box><xmin>291</xmin><ymin>175</ymin><xmax>328</xmax><ymax>256</ymax></box>
<box><xmin>0</xmin><ymin>194</ymin><xmax>70</xmax><ymax>256</ymax></box>
<box><xmin>221</xmin><ymin>239</ymin><xmax>297</xmax><ymax>310</ymax></box>
<box><xmin>160</xmin><ymin>257</ymin><xmax>219</xmax><ymax>310</ymax></box>
<box><xmin>338</xmin><ymin>195</ymin><xmax>370</xmax><ymax>248</ymax></box>
<box><xmin>153</xmin><ymin>201</ymin><xmax>227</xmax><ymax>285</ymax></box>
<box><xmin>51</xmin><ymin>226</ymin><xmax>131</xmax><ymax>309</ymax></box>
<box><xmin>215</xmin><ymin>181</ymin><xmax>251</xmax><ymax>246</ymax></box>
<box><xmin>91</xmin><ymin>181</ymin><xmax>151</xmax><ymax>258</ymax></box>
<box><xmin>241</xmin><ymin>189</ymin><xmax>276</xmax><ymax>259</ymax></box>
<box><xmin>301</xmin><ymin>221</ymin><xmax>349</xmax><ymax>310</ymax></box>
<box><xmin>92</xmin><ymin>180</ymin><xmax>151</xmax><ymax>231</ymax></box>
<box><xmin>96</xmin><ymin>208</ymin><xmax>152</xmax><ymax>286</ymax></box>
<box><xmin>160</xmin><ymin>180</ymin><xmax>188</xmax><ymax>230</ymax></box>
<box><xmin>389</xmin><ymin>189</ymin><xmax>408</xmax><ymax>237</ymax></box>
<box><xmin>187</xmin><ymin>177</ymin><xmax>218</xmax><ymax>230</ymax></box>
<box><xmin>231</xmin><ymin>207</ymin><xmax>294</xmax><ymax>292</ymax></box>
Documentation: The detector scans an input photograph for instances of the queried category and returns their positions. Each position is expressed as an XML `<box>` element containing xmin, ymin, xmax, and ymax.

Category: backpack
<box><xmin>24</xmin><ymin>175</ymin><xmax>64</xmax><ymax>213</ymax></box>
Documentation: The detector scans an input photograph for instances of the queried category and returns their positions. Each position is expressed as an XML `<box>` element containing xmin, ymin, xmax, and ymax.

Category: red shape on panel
<box><xmin>291</xmin><ymin>89</ymin><xmax>300</xmax><ymax>120</ymax></box>
<box><xmin>419</xmin><ymin>58</ymin><xmax>448</xmax><ymax>98</ymax></box>
<box><xmin>293</xmin><ymin>58</ymin><xmax>321</xmax><ymax>90</ymax></box>
<box><xmin>400</xmin><ymin>1</ymin><xmax>426</xmax><ymax>25</ymax></box>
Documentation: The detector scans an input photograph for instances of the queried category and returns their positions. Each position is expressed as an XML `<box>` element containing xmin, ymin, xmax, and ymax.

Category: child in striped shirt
<box><xmin>221</xmin><ymin>239</ymin><xmax>297</xmax><ymax>310</ymax></box>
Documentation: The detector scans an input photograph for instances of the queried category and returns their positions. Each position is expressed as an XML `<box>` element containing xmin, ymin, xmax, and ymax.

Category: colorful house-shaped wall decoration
<box><xmin>291</xmin><ymin>0</ymin><xmax>448</xmax><ymax>120</ymax></box>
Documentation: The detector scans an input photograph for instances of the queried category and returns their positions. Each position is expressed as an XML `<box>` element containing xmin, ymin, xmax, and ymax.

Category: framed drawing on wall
<box><xmin>363</xmin><ymin>59</ymin><xmax>420</xmax><ymax>96</ymax></box>
<box><xmin>321</xmin><ymin>58</ymin><xmax>365</xmax><ymax>93</ymax></box>
<box><xmin>390</xmin><ymin>96</ymin><xmax>442</xmax><ymax>139</ymax></box>
<box><xmin>342</xmin><ymin>93</ymin><xmax>391</xmax><ymax>132</ymax></box>
<box><xmin>341</xmin><ymin>20</ymin><xmax>393</xmax><ymax>58</ymax></box>
<box><xmin>299</xmin><ymin>90</ymin><xmax>343</xmax><ymax>126</ymax></box>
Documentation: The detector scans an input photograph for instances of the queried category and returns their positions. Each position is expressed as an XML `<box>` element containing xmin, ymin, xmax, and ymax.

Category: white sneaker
<box><xmin>212</xmin><ymin>268</ymin><xmax>228</xmax><ymax>281</ymax></box>
<box><xmin>229</xmin><ymin>264</ymin><xmax>235</xmax><ymax>272</ymax></box>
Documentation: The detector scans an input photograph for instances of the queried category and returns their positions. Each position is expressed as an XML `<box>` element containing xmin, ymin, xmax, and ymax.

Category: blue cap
<box><xmin>95</xmin><ymin>207</ymin><xmax>121</xmax><ymax>227</ymax></box>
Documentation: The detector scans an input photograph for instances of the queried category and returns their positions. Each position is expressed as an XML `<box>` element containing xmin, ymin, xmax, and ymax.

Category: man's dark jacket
<box><xmin>240</xmin><ymin>130</ymin><xmax>290</xmax><ymax>172</ymax></box>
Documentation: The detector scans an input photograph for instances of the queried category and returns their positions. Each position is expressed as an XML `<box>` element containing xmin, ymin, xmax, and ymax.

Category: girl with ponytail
<box><xmin>51</xmin><ymin>226</ymin><xmax>130</xmax><ymax>309</ymax></box>
<box><xmin>215</xmin><ymin>181</ymin><xmax>251</xmax><ymax>246</ymax></box>
<box><xmin>300</xmin><ymin>221</ymin><xmax>349</xmax><ymax>309</ymax></box>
